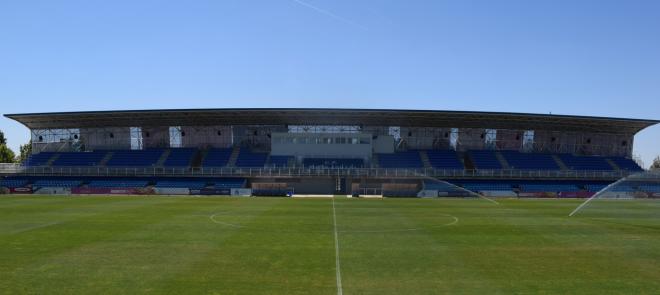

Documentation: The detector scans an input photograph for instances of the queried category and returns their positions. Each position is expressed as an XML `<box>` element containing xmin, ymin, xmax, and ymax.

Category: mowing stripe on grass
<box><xmin>332</xmin><ymin>197</ymin><xmax>343</xmax><ymax>295</ymax></box>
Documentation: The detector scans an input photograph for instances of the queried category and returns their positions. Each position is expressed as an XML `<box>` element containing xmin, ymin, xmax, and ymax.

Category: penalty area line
<box><xmin>332</xmin><ymin>197</ymin><xmax>343</xmax><ymax>295</ymax></box>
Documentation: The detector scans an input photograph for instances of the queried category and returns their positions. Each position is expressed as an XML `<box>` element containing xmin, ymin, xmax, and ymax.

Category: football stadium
<box><xmin>1</xmin><ymin>108</ymin><xmax>660</xmax><ymax>294</ymax></box>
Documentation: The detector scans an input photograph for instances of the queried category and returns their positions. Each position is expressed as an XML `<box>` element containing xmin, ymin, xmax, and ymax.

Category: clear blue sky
<box><xmin>1</xmin><ymin>0</ymin><xmax>658</xmax><ymax>166</ymax></box>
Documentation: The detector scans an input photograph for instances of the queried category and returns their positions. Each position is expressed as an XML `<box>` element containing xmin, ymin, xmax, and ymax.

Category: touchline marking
<box><xmin>332</xmin><ymin>197</ymin><xmax>343</xmax><ymax>295</ymax></box>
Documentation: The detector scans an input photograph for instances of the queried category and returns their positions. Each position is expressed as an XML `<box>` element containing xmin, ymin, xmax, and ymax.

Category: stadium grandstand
<box><xmin>1</xmin><ymin>108</ymin><xmax>658</xmax><ymax>198</ymax></box>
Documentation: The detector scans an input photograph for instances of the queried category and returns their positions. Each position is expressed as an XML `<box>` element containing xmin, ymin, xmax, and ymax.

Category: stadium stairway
<box><xmin>551</xmin><ymin>155</ymin><xmax>569</xmax><ymax>170</ymax></box>
<box><xmin>371</xmin><ymin>154</ymin><xmax>380</xmax><ymax>168</ymax></box>
<box><xmin>605</xmin><ymin>158</ymin><xmax>621</xmax><ymax>171</ymax></box>
<box><xmin>607</xmin><ymin>157</ymin><xmax>643</xmax><ymax>171</ymax></box>
<box><xmin>190</xmin><ymin>149</ymin><xmax>205</xmax><ymax>168</ymax></box>
<box><xmin>98</xmin><ymin>152</ymin><xmax>114</xmax><ymax>167</ymax></box>
<box><xmin>228</xmin><ymin>147</ymin><xmax>241</xmax><ymax>167</ymax></box>
<box><xmin>419</xmin><ymin>151</ymin><xmax>432</xmax><ymax>169</ymax></box>
<box><xmin>467</xmin><ymin>150</ymin><xmax>502</xmax><ymax>170</ymax></box>
<box><xmin>45</xmin><ymin>154</ymin><xmax>60</xmax><ymax>166</ymax></box>
<box><xmin>155</xmin><ymin>149</ymin><xmax>171</xmax><ymax>167</ymax></box>
<box><xmin>462</xmin><ymin>152</ymin><xmax>476</xmax><ymax>170</ymax></box>
<box><xmin>494</xmin><ymin>152</ymin><xmax>511</xmax><ymax>169</ymax></box>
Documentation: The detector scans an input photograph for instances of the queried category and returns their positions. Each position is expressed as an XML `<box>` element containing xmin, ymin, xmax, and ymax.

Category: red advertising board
<box><xmin>558</xmin><ymin>191</ymin><xmax>595</xmax><ymax>198</ymax></box>
<box><xmin>518</xmin><ymin>192</ymin><xmax>558</xmax><ymax>198</ymax></box>
<box><xmin>72</xmin><ymin>187</ymin><xmax>155</xmax><ymax>195</ymax></box>
<box><xmin>10</xmin><ymin>187</ymin><xmax>33</xmax><ymax>194</ymax></box>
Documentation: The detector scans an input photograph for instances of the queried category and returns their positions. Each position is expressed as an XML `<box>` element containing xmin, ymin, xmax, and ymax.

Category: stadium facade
<box><xmin>1</xmin><ymin>108</ymin><xmax>659</xmax><ymax>197</ymax></box>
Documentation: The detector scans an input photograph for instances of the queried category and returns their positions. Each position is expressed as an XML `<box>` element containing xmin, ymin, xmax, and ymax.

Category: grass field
<box><xmin>1</xmin><ymin>195</ymin><xmax>659</xmax><ymax>294</ymax></box>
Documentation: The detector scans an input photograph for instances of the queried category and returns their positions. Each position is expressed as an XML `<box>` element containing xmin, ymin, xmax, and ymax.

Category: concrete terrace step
<box><xmin>155</xmin><ymin>149</ymin><xmax>171</xmax><ymax>167</ymax></box>
<box><xmin>98</xmin><ymin>152</ymin><xmax>114</xmax><ymax>166</ymax></box>
<box><xmin>45</xmin><ymin>154</ymin><xmax>60</xmax><ymax>166</ymax></box>
<box><xmin>605</xmin><ymin>158</ymin><xmax>621</xmax><ymax>171</ymax></box>
<box><xmin>552</xmin><ymin>154</ymin><xmax>569</xmax><ymax>170</ymax></box>
<box><xmin>227</xmin><ymin>146</ymin><xmax>241</xmax><ymax>167</ymax></box>
<box><xmin>419</xmin><ymin>150</ymin><xmax>432</xmax><ymax>169</ymax></box>
<box><xmin>494</xmin><ymin>151</ymin><xmax>510</xmax><ymax>169</ymax></box>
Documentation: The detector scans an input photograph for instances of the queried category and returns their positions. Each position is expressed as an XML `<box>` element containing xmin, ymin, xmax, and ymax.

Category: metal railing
<box><xmin>1</xmin><ymin>164</ymin><xmax>632</xmax><ymax>180</ymax></box>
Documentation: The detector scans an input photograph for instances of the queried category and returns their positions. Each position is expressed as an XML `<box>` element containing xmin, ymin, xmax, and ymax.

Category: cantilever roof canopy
<box><xmin>4</xmin><ymin>108</ymin><xmax>659</xmax><ymax>134</ymax></box>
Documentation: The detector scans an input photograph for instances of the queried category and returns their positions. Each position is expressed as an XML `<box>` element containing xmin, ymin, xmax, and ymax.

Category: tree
<box><xmin>0</xmin><ymin>130</ymin><xmax>16</xmax><ymax>163</ymax></box>
<box><xmin>16</xmin><ymin>140</ymin><xmax>32</xmax><ymax>164</ymax></box>
<box><xmin>651</xmin><ymin>156</ymin><xmax>660</xmax><ymax>170</ymax></box>
<box><xmin>0</xmin><ymin>144</ymin><xmax>15</xmax><ymax>163</ymax></box>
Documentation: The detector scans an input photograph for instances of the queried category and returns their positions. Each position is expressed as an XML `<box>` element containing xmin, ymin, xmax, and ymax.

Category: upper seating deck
<box><xmin>105</xmin><ymin>149</ymin><xmax>164</xmax><ymax>167</ymax></box>
<box><xmin>202</xmin><ymin>148</ymin><xmax>233</xmax><ymax>167</ymax></box>
<box><xmin>18</xmin><ymin>148</ymin><xmax>645</xmax><ymax>173</ymax></box>
<box><xmin>24</xmin><ymin>152</ymin><xmax>57</xmax><ymax>166</ymax></box>
<box><xmin>377</xmin><ymin>151</ymin><xmax>423</xmax><ymax>168</ymax></box>
<box><xmin>468</xmin><ymin>150</ymin><xmax>502</xmax><ymax>170</ymax></box>
<box><xmin>163</xmin><ymin>148</ymin><xmax>196</xmax><ymax>167</ymax></box>
<box><xmin>425</xmin><ymin>150</ymin><xmax>463</xmax><ymax>169</ymax></box>
<box><xmin>559</xmin><ymin>154</ymin><xmax>614</xmax><ymax>170</ymax></box>
<box><xmin>52</xmin><ymin>151</ymin><xmax>107</xmax><ymax>166</ymax></box>
<box><xmin>608</xmin><ymin>157</ymin><xmax>643</xmax><ymax>171</ymax></box>
<box><xmin>500</xmin><ymin>151</ymin><xmax>559</xmax><ymax>170</ymax></box>
<box><xmin>235</xmin><ymin>150</ymin><xmax>268</xmax><ymax>167</ymax></box>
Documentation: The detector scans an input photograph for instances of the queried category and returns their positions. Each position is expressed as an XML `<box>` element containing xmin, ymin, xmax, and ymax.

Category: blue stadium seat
<box><xmin>32</xmin><ymin>179</ymin><xmax>82</xmax><ymax>188</ymax></box>
<box><xmin>0</xmin><ymin>179</ymin><xmax>29</xmax><ymax>188</ymax></box>
<box><xmin>212</xmin><ymin>178</ymin><xmax>247</xmax><ymax>189</ymax></box>
<box><xmin>462</xmin><ymin>183</ymin><xmax>514</xmax><ymax>191</ymax></box>
<box><xmin>559</xmin><ymin>154</ymin><xmax>614</xmax><ymax>170</ymax></box>
<box><xmin>24</xmin><ymin>152</ymin><xmax>57</xmax><ymax>166</ymax></box>
<box><xmin>303</xmin><ymin>158</ymin><xmax>363</xmax><ymax>168</ymax></box>
<box><xmin>519</xmin><ymin>184</ymin><xmax>580</xmax><ymax>192</ymax></box>
<box><xmin>607</xmin><ymin>157</ymin><xmax>643</xmax><ymax>171</ymax></box>
<box><xmin>425</xmin><ymin>150</ymin><xmax>463</xmax><ymax>169</ymax></box>
<box><xmin>52</xmin><ymin>151</ymin><xmax>107</xmax><ymax>166</ymax></box>
<box><xmin>235</xmin><ymin>150</ymin><xmax>268</xmax><ymax>167</ymax></box>
<box><xmin>155</xmin><ymin>180</ymin><xmax>207</xmax><ymax>189</ymax></box>
<box><xmin>269</xmin><ymin>155</ymin><xmax>293</xmax><ymax>167</ymax></box>
<box><xmin>105</xmin><ymin>149</ymin><xmax>164</xmax><ymax>167</ymax></box>
<box><xmin>423</xmin><ymin>180</ymin><xmax>466</xmax><ymax>193</ymax></box>
<box><xmin>377</xmin><ymin>151</ymin><xmax>423</xmax><ymax>168</ymax></box>
<box><xmin>468</xmin><ymin>150</ymin><xmax>502</xmax><ymax>170</ymax></box>
<box><xmin>163</xmin><ymin>148</ymin><xmax>196</xmax><ymax>167</ymax></box>
<box><xmin>585</xmin><ymin>184</ymin><xmax>608</xmax><ymax>192</ymax></box>
<box><xmin>88</xmin><ymin>180</ymin><xmax>149</xmax><ymax>188</ymax></box>
<box><xmin>500</xmin><ymin>151</ymin><xmax>559</xmax><ymax>170</ymax></box>
<box><xmin>638</xmin><ymin>184</ymin><xmax>660</xmax><ymax>193</ymax></box>
<box><xmin>202</xmin><ymin>148</ymin><xmax>233</xmax><ymax>167</ymax></box>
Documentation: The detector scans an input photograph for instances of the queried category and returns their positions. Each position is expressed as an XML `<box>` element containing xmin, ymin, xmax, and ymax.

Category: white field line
<box><xmin>569</xmin><ymin>175</ymin><xmax>630</xmax><ymax>217</ymax></box>
<box><xmin>10</xmin><ymin>221</ymin><xmax>60</xmax><ymax>234</ymax></box>
<box><xmin>479</xmin><ymin>195</ymin><xmax>500</xmax><ymax>205</ymax></box>
<box><xmin>332</xmin><ymin>197</ymin><xmax>343</xmax><ymax>295</ymax></box>
<box><xmin>209</xmin><ymin>212</ymin><xmax>244</xmax><ymax>228</ymax></box>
